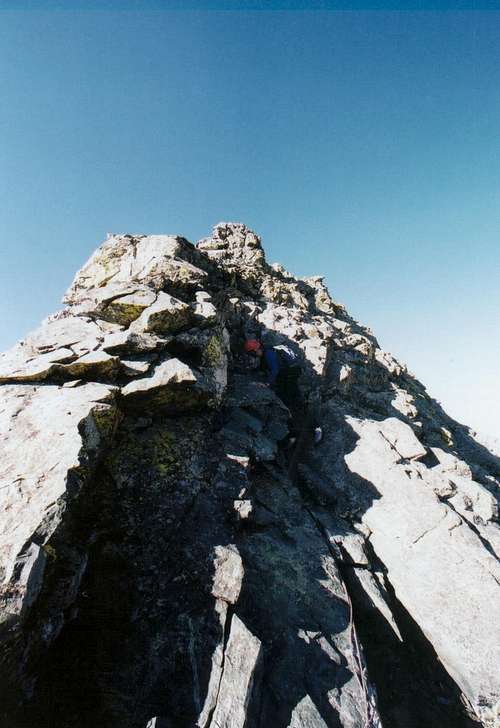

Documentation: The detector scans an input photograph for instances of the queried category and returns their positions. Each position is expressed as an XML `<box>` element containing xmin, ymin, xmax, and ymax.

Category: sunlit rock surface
<box><xmin>0</xmin><ymin>223</ymin><xmax>498</xmax><ymax>728</ymax></box>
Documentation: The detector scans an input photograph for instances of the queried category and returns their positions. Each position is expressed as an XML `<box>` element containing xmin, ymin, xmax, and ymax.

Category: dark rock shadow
<box><xmin>1</xmin><ymin>409</ymin><xmax>241</xmax><ymax>728</ymax></box>
<box><xmin>236</xmin><ymin>523</ymin><xmax>352</xmax><ymax>728</ymax></box>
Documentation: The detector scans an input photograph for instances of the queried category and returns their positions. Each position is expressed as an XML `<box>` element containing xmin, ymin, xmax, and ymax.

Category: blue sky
<box><xmin>1</xmin><ymin>4</ymin><xmax>499</xmax><ymax>438</ymax></box>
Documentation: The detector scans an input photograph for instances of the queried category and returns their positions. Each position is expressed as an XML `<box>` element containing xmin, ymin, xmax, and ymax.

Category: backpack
<box><xmin>273</xmin><ymin>344</ymin><xmax>299</xmax><ymax>368</ymax></box>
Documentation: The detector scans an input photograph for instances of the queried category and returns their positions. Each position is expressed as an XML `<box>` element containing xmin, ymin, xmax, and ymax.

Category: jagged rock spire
<box><xmin>197</xmin><ymin>222</ymin><xmax>266</xmax><ymax>269</ymax></box>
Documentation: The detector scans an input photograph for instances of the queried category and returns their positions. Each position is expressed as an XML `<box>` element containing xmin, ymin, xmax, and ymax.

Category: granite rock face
<box><xmin>0</xmin><ymin>224</ymin><xmax>498</xmax><ymax>728</ymax></box>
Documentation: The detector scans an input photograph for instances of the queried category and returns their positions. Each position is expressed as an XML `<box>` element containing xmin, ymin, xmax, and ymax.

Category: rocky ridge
<box><xmin>0</xmin><ymin>222</ymin><xmax>498</xmax><ymax>728</ymax></box>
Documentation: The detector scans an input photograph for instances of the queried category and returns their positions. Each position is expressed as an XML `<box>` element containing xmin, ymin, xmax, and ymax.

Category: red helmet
<box><xmin>244</xmin><ymin>339</ymin><xmax>262</xmax><ymax>353</ymax></box>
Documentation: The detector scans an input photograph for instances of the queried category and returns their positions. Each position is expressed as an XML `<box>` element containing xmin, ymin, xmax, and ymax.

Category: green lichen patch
<box><xmin>202</xmin><ymin>333</ymin><xmax>225</xmax><ymax>369</ymax></box>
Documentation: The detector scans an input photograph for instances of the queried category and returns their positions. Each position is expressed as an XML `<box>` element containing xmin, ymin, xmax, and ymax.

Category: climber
<box><xmin>244</xmin><ymin>339</ymin><xmax>322</xmax><ymax>445</ymax></box>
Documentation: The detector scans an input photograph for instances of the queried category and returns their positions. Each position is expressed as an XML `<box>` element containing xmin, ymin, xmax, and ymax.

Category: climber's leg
<box><xmin>276</xmin><ymin>367</ymin><xmax>302</xmax><ymax>441</ymax></box>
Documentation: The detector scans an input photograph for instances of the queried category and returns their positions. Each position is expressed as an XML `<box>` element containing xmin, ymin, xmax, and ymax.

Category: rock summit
<box><xmin>0</xmin><ymin>223</ymin><xmax>498</xmax><ymax>728</ymax></box>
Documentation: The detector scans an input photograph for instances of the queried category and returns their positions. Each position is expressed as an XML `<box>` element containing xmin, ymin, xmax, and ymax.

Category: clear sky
<box><xmin>1</xmin><ymin>3</ymin><xmax>499</xmax><ymax>439</ymax></box>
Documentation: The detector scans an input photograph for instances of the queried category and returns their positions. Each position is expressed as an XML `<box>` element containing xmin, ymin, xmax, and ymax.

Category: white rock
<box><xmin>120</xmin><ymin>358</ymin><xmax>213</xmax><ymax>413</ymax></box>
<box><xmin>64</xmin><ymin>234</ymin><xmax>207</xmax><ymax>303</ymax></box>
<box><xmin>211</xmin><ymin>544</ymin><xmax>244</xmax><ymax>604</ymax></box>
<box><xmin>206</xmin><ymin>615</ymin><xmax>261</xmax><ymax>728</ymax></box>
<box><xmin>375</xmin><ymin>348</ymin><xmax>403</xmax><ymax>376</ymax></box>
<box><xmin>339</xmin><ymin>364</ymin><xmax>352</xmax><ymax>383</ymax></box>
<box><xmin>193</xmin><ymin>300</ymin><xmax>218</xmax><ymax>327</ymax></box>
<box><xmin>0</xmin><ymin>383</ymin><xmax>119</xmax><ymax>608</ymax></box>
<box><xmin>102</xmin><ymin>288</ymin><xmax>157</xmax><ymax>325</ymax></box>
<box><xmin>69</xmin><ymin>283</ymin><xmax>157</xmax><ymax>325</ymax></box>
<box><xmin>120</xmin><ymin>359</ymin><xmax>154</xmax><ymax>377</ymax></box>
<box><xmin>102</xmin><ymin>329</ymin><xmax>169</xmax><ymax>355</ymax></box>
<box><xmin>431</xmin><ymin>447</ymin><xmax>473</xmax><ymax>478</ymax></box>
<box><xmin>233</xmin><ymin>500</ymin><xmax>253</xmax><ymax>520</ymax></box>
<box><xmin>287</xmin><ymin>695</ymin><xmax>329</xmax><ymax>728</ymax></box>
<box><xmin>345</xmin><ymin>415</ymin><xmax>500</xmax><ymax>722</ymax></box>
<box><xmin>130</xmin><ymin>292</ymin><xmax>192</xmax><ymax>334</ymax></box>
<box><xmin>0</xmin><ymin>347</ymin><xmax>76</xmax><ymax>382</ymax></box>
<box><xmin>25</xmin><ymin>315</ymin><xmax>103</xmax><ymax>355</ymax></box>
<box><xmin>376</xmin><ymin>417</ymin><xmax>427</xmax><ymax>460</ymax></box>
<box><xmin>391</xmin><ymin>386</ymin><xmax>418</xmax><ymax>419</ymax></box>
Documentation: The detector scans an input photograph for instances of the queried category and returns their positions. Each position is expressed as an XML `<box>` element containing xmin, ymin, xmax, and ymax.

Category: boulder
<box><xmin>192</xmin><ymin>296</ymin><xmax>218</xmax><ymax>328</ymax></box>
<box><xmin>69</xmin><ymin>284</ymin><xmax>157</xmax><ymax>325</ymax></box>
<box><xmin>64</xmin><ymin>234</ymin><xmax>208</xmax><ymax>303</ymax></box>
<box><xmin>197</xmin><ymin>222</ymin><xmax>266</xmax><ymax>270</ymax></box>
<box><xmin>120</xmin><ymin>358</ymin><xmax>215</xmax><ymax>413</ymax></box>
<box><xmin>130</xmin><ymin>292</ymin><xmax>193</xmax><ymax>334</ymax></box>
<box><xmin>101</xmin><ymin>329</ymin><xmax>171</xmax><ymax>355</ymax></box>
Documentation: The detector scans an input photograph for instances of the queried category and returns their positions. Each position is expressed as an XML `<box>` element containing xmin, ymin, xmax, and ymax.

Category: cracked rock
<box><xmin>0</xmin><ymin>222</ymin><xmax>498</xmax><ymax>728</ymax></box>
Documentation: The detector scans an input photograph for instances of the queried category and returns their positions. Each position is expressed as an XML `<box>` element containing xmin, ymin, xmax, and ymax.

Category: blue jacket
<box><xmin>263</xmin><ymin>348</ymin><xmax>281</xmax><ymax>385</ymax></box>
<box><xmin>263</xmin><ymin>346</ymin><xmax>298</xmax><ymax>384</ymax></box>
